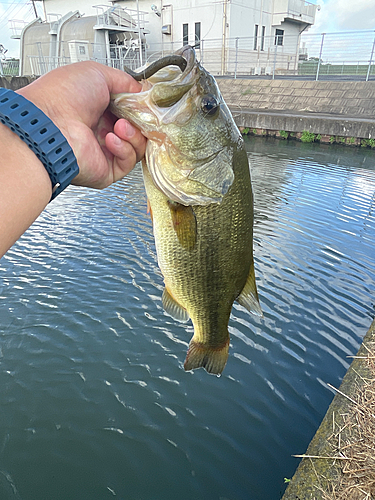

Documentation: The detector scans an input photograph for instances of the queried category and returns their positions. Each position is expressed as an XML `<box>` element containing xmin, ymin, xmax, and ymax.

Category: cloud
<box><xmin>311</xmin><ymin>0</ymin><xmax>375</xmax><ymax>33</ymax></box>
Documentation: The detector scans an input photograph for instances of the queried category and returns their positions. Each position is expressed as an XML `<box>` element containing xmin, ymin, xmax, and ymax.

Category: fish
<box><xmin>110</xmin><ymin>45</ymin><xmax>262</xmax><ymax>375</ymax></box>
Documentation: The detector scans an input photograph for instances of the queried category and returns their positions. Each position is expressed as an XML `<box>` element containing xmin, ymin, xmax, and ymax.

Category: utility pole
<box><xmin>221</xmin><ymin>0</ymin><xmax>228</xmax><ymax>75</ymax></box>
<box><xmin>31</xmin><ymin>0</ymin><xmax>38</xmax><ymax>18</ymax></box>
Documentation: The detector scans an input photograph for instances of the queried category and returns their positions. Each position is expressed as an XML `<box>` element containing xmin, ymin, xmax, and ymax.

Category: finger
<box><xmin>99</xmin><ymin>63</ymin><xmax>143</xmax><ymax>94</ymax></box>
<box><xmin>105</xmin><ymin>132</ymin><xmax>139</xmax><ymax>180</ymax></box>
<box><xmin>113</xmin><ymin>119</ymin><xmax>147</xmax><ymax>163</ymax></box>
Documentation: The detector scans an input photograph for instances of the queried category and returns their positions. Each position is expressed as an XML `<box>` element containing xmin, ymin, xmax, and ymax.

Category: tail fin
<box><xmin>184</xmin><ymin>339</ymin><xmax>229</xmax><ymax>375</ymax></box>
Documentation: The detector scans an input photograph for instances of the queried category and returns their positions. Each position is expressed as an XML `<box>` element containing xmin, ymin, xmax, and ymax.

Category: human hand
<box><xmin>17</xmin><ymin>61</ymin><xmax>147</xmax><ymax>189</ymax></box>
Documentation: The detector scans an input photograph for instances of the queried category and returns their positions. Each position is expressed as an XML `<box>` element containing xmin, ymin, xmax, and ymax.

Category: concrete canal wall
<box><xmin>282</xmin><ymin>318</ymin><xmax>375</xmax><ymax>499</ymax></box>
<box><xmin>0</xmin><ymin>75</ymin><xmax>38</xmax><ymax>90</ymax></box>
<box><xmin>218</xmin><ymin>79</ymin><xmax>375</xmax><ymax>142</ymax></box>
<box><xmin>4</xmin><ymin>76</ymin><xmax>375</xmax><ymax>143</ymax></box>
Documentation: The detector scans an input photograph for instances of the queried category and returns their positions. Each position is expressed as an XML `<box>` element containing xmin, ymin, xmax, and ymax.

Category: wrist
<box><xmin>0</xmin><ymin>121</ymin><xmax>52</xmax><ymax>257</ymax></box>
<box><xmin>0</xmin><ymin>88</ymin><xmax>79</xmax><ymax>200</ymax></box>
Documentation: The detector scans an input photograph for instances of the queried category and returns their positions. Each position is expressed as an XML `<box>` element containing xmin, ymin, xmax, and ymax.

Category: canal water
<box><xmin>0</xmin><ymin>137</ymin><xmax>374</xmax><ymax>500</ymax></box>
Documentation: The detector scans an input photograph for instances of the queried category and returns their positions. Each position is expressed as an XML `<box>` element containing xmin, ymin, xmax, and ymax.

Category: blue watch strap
<box><xmin>0</xmin><ymin>88</ymin><xmax>79</xmax><ymax>201</ymax></box>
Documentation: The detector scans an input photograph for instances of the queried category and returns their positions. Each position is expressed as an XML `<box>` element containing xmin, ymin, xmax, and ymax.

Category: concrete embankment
<box><xmin>0</xmin><ymin>75</ymin><xmax>38</xmax><ymax>90</ymax></box>
<box><xmin>282</xmin><ymin>318</ymin><xmax>375</xmax><ymax>499</ymax></box>
<box><xmin>4</xmin><ymin>76</ymin><xmax>375</xmax><ymax>143</ymax></box>
<box><xmin>217</xmin><ymin>79</ymin><xmax>375</xmax><ymax>143</ymax></box>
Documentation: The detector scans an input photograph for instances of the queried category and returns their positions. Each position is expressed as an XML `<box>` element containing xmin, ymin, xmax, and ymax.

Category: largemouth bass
<box><xmin>111</xmin><ymin>46</ymin><xmax>262</xmax><ymax>375</ymax></box>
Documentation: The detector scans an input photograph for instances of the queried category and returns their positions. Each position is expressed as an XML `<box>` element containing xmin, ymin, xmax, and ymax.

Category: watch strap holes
<box><xmin>0</xmin><ymin>88</ymin><xmax>79</xmax><ymax>201</ymax></box>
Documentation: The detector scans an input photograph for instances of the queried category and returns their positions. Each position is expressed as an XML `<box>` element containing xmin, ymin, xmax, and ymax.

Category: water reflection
<box><xmin>0</xmin><ymin>137</ymin><xmax>374</xmax><ymax>500</ymax></box>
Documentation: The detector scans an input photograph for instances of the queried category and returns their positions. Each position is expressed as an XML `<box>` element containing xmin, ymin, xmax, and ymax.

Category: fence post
<box><xmin>234</xmin><ymin>37</ymin><xmax>239</xmax><ymax>79</ymax></box>
<box><xmin>272</xmin><ymin>39</ymin><xmax>278</xmax><ymax>80</ymax></box>
<box><xmin>316</xmin><ymin>33</ymin><xmax>325</xmax><ymax>81</ymax></box>
<box><xmin>366</xmin><ymin>36</ymin><xmax>375</xmax><ymax>82</ymax></box>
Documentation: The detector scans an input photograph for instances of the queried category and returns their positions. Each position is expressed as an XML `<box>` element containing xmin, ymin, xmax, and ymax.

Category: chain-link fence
<box><xmin>19</xmin><ymin>30</ymin><xmax>375</xmax><ymax>80</ymax></box>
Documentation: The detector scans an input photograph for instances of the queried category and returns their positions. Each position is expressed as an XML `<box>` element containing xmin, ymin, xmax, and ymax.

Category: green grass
<box><xmin>301</xmin><ymin>130</ymin><xmax>316</xmax><ymax>143</ymax></box>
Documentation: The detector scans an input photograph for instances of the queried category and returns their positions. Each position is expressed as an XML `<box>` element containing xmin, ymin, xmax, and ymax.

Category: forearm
<box><xmin>0</xmin><ymin>122</ymin><xmax>52</xmax><ymax>258</ymax></box>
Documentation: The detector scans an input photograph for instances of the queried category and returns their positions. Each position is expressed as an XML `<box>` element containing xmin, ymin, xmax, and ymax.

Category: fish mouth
<box><xmin>110</xmin><ymin>46</ymin><xmax>197</xmax><ymax>129</ymax></box>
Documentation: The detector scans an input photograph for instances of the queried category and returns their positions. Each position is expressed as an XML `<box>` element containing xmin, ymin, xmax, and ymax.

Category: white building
<box><xmin>15</xmin><ymin>0</ymin><xmax>317</xmax><ymax>75</ymax></box>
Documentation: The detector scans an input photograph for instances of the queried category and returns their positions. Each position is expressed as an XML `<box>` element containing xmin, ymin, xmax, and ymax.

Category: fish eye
<box><xmin>201</xmin><ymin>95</ymin><xmax>219</xmax><ymax>116</ymax></box>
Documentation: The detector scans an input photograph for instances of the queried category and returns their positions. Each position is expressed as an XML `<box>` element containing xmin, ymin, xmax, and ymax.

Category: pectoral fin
<box><xmin>236</xmin><ymin>260</ymin><xmax>263</xmax><ymax>316</ymax></box>
<box><xmin>162</xmin><ymin>287</ymin><xmax>190</xmax><ymax>323</ymax></box>
<box><xmin>146</xmin><ymin>198</ymin><xmax>153</xmax><ymax>222</ymax></box>
<box><xmin>167</xmin><ymin>201</ymin><xmax>197</xmax><ymax>251</ymax></box>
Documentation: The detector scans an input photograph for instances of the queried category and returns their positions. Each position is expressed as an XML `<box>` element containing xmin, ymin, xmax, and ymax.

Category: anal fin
<box><xmin>236</xmin><ymin>259</ymin><xmax>263</xmax><ymax>316</ymax></box>
<box><xmin>162</xmin><ymin>287</ymin><xmax>190</xmax><ymax>323</ymax></box>
<box><xmin>184</xmin><ymin>338</ymin><xmax>229</xmax><ymax>375</ymax></box>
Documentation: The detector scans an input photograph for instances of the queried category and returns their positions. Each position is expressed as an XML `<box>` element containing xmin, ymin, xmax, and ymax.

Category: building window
<box><xmin>195</xmin><ymin>22</ymin><xmax>201</xmax><ymax>48</ymax></box>
<box><xmin>253</xmin><ymin>24</ymin><xmax>258</xmax><ymax>50</ymax></box>
<box><xmin>275</xmin><ymin>28</ymin><xmax>284</xmax><ymax>46</ymax></box>
<box><xmin>183</xmin><ymin>23</ymin><xmax>188</xmax><ymax>45</ymax></box>
<box><xmin>79</xmin><ymin>45</ymin><xmax>86</xmax><ymax>55</ymax></box>
<box><xmin>261</xmin><ymin>26</ymin><xmax>265</xmax><ymax>51</ymax></box>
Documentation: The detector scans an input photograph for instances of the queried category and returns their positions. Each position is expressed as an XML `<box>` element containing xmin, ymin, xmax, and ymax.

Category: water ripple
<box><xmin>0</xmin><ymin>140</ymin><xmax>374</xmax><ymax>499</ymax></box>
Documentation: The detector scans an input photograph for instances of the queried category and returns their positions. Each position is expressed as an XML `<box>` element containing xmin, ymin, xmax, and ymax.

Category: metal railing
<box><xmin>298</xmin><ymin>30</ymin><xmax>375</xmax><ymax>81</ymax></box>
<box><xmin>20</xmin><ymin>30</ymin><xmax>375</xmax><ymax>81</ymax></box>
<box><xmin>0</xmin><ymin>59</ymin><xmax>20</xmax><ymax>76</ymax></box>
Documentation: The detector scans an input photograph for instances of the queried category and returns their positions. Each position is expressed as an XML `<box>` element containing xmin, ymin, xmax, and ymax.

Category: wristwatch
<box><xmin>0</xmin><ymin>88</ymin><xmax>79</xmax><ymax>201</ymax></box>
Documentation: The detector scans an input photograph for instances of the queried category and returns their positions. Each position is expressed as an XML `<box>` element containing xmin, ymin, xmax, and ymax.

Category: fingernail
<box><xmin>113</xmin><ymin>134</ymin><xmax>122</xmax><ymax>146</ymax></box>
<box><xmin>124</xmin><ymin>122</ymin><xmax>136</xmax><ymax>138</ymax></box>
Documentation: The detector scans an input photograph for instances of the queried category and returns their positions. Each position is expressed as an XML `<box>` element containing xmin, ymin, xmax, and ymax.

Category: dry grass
<box><xmin>317</xmin><ymin>342</ymin><xmax>375</xmax><ymax>500</ymax></box>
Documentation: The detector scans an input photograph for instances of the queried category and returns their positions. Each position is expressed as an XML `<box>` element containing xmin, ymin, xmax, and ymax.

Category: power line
<box><xmin>0</xmin><ymin>2</ymin><xmax>30</xmax><ymax>30</ymax></box>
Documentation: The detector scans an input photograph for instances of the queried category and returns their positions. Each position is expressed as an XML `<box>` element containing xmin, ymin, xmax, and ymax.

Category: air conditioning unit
<box><xmin>68</xmin><ymin>40</ymin><xmax>90</xmax><ymax>63</ymax></box>
<box><xmin>162</xmin><ymin>24</ymin><xmax>171</xmax><ymax>35</ymax></box>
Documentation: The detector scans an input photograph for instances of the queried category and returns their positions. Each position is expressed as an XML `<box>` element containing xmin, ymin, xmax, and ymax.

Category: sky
<box><xmin>309</xmin><ymin>0</ymin><xmax>375</xmax><ymax>34</ymax></box>
<box><xmin>1</xmin><ymin>0</ymin><xmax>375</xmax><ymax>58</ymax></box>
